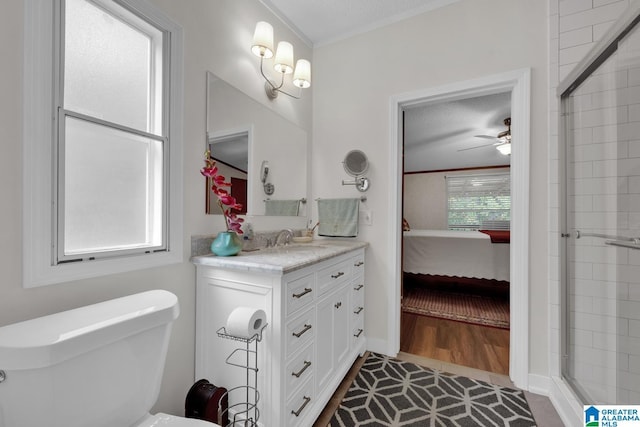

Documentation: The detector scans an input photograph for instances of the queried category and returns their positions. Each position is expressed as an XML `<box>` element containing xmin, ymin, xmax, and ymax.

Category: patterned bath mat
<box><xmin>402</xmin><ymin>286</ymin><xmax>509</xmax><ymax>329</ymax></box>
<box><xmin>330</xmin><ymin>353</ymin><xmax>535</xmax><ymax>426</ymax></box>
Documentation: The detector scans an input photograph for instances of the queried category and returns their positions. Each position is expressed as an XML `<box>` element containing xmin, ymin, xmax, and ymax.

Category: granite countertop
<box><xmin>190</xmin><ymin>240</ymin><xmax>367</xmax><ymax>274</ymax></box>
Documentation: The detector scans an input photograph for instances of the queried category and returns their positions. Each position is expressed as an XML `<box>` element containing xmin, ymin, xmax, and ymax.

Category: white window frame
<box><xmin>23</xmin><ymin>0</ymin><xmax>183</xmax><ymax>288</ymax></box>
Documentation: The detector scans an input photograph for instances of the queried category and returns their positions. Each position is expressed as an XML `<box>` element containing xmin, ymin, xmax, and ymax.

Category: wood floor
<box><xmin>400</xmin><ymin>311</ymin><xmax>510</xmax><ymax>375</ymax></box>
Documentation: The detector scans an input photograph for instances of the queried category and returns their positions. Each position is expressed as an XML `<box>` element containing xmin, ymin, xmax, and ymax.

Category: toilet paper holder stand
<box><xmin>216</xmin><ymin>324</ymin><xmax>267</xmax><ymax>344</ymax></box>
<box><xmin>216</xmin><ymin>323</ymin><xmax>268</xmax><ymax>426</ymax></box>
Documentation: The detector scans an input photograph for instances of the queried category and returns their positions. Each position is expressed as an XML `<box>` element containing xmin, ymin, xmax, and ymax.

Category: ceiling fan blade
<box><xmin>474</xmin><ymin>135</ymin><xmax>498</xmax><ymax>140</ymax></box>
<box><xmin>457</xmin><ymin>142</ymin><xmax>499</xmax><ymax>152</ymax></box>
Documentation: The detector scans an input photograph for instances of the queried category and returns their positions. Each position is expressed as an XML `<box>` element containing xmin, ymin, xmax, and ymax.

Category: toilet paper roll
<box><xmin>225</xmin><ymin>307</ymin><xmax>267</xmax><ymax>339</ymax></box>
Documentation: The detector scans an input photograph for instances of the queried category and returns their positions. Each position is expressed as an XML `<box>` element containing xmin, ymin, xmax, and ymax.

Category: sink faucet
<box><xmin>275</xmin><ymin>229</ymin><xmax>294</xmax><ymax>246</ymax></box>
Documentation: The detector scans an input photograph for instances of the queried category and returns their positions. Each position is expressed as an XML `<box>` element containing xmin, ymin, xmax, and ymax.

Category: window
<box><xmin>446</xmin><ymin>173</ymin><xmax>510</xmax><ymax>230</ymax></box>
<box><xmin>23</xmin><ymin>0</ymin><xmax>183</xmax><ymax>287</ymax></box>
<box><xmin>58</xmin><ymin>0</ymin><xmax>166</xmax><ymax>261</ymax></box>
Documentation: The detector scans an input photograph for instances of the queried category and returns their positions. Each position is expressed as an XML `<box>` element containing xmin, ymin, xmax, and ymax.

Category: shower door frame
<box><xmin>558</xmin><ymin>1</ymin><xmax>640</xmax><ymax>405</ymax></box>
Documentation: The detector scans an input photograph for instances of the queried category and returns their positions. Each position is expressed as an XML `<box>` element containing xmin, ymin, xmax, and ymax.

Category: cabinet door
<box><xmin>316</xmin><ymin>284</ymin><xmax>350</xmax><ymax>393</ymax></box>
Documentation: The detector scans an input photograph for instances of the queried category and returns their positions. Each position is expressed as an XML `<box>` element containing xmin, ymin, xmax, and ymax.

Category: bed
<box><xmin>402</xmin><ymin>229</ymin><xmax>510</xmax><ymax>282</ymax></box>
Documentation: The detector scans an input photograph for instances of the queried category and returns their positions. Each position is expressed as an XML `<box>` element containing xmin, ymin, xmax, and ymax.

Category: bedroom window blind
<box><xmin>446</xmin><ymin>173</ymin><xmax>510</xmax><ymax>231</ymax></box>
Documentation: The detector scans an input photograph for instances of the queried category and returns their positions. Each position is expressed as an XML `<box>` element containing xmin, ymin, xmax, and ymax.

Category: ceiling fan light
<box><xmin>496</xmin><ymin>143</ymin><xmax>511</xmax><ymax>155</ymax></box>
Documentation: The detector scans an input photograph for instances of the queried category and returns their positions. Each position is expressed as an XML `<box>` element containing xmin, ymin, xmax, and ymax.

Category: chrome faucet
<box><xmin>275</xmin><ymin>229</ymin><xmax>294</xmax><ymax>246</ymax></box>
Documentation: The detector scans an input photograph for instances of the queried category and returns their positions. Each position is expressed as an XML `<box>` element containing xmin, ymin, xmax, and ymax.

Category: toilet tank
<box><xmin>0</xmin><ymin>290</ymin><xmax>180</xmax><ymax>427</ymax></box>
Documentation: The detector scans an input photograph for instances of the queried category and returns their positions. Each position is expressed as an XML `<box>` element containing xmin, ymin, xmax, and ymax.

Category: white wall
<box><xmin>311</xmin><ymin>0</ymin><xmax>549</xmax><ymax>375</ymax></box>
<box><xmin>0</xmin><ymin>0</ymin><xmax>311</xmax><ymax>416</ymax></box>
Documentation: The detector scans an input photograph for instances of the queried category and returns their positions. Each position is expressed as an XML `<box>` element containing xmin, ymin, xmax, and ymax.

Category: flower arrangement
<box><xmin>201</xmin><ymin>150</ymin><xmax>244</xmax><ymax>234</ymax></box>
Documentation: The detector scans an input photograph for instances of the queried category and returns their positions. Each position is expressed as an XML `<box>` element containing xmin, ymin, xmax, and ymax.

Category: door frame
<box><xmin>387</xmin><ymin>68</ymin><xmax>531</xmax><ymax>389</ymax></box>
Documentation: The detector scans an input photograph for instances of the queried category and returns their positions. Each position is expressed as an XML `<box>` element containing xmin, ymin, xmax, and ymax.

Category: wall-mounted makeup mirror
<box><xmin>206</xmin><ymin>71</ymin><xmax>308</xmax><ymax>216</ymax></box>
<box><xmin>342</xmin><ymin>150</ymin><xmax>370</xmax><ymax>192</ymax></box>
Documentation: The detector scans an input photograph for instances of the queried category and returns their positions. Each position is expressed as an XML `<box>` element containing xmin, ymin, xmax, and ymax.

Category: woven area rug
<box><xmin>402</xmin><ymin>286</ymin><xmax>510</xmax><ymax>329</ymax></box>
<box><xmin>330</xmin><ymin>353</ymin><xmax>535</xmax><ymax>427</ymax></box>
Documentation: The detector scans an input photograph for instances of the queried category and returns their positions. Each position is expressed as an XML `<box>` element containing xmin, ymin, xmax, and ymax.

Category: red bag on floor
<box><xmin>185</xmin><ymin>379</ymin><xmax>229</xmax><ymax>426</ymax></box>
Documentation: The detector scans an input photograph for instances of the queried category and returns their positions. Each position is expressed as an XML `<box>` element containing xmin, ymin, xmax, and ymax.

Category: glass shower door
<box><xmin>561</xmin><ymin>15</ymin><xmax>640</xmax><ymax>405</ymax></box>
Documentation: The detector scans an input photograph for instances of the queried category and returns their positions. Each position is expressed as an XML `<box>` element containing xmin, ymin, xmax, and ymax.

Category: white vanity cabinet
<box><xmin>193</xmin><ymin>243</ymin><xmax>366</xmax><ymax>427</ymax></box>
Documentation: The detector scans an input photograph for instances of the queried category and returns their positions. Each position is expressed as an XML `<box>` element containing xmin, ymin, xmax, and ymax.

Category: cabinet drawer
<box><xmin>317</xmin><ymin>259</ymin><xmax>352</xmax><ymax>296</ymax></box>
<box><xmin>285</xmin><ymin>308</ymin><xmax>314</xmax><ymax>358</ymax></box>
<box><xmin>286</xmin><ymin>273</ymin><xmax>315</xmax><ymax>317</ymax></box>
<box><xmin>285</xmin><ymin>343</ymin><xmax>314</xmax><ymax>400</ymax></box>
<box><xmin>285</xmin><ymin>377</ymin><xmax>314</xmax><ymax>427</ymax></box>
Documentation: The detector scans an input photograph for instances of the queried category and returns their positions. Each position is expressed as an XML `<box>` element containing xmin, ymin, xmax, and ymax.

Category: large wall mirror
<box><xmin>206</xmin><ymin>71</ymin><xmax>308</xmax><ymax>217</ymax></box>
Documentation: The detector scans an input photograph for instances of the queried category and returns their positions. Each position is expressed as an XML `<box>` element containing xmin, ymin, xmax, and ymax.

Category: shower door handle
<box><xmin>573</xmin><ymin>229</ymin><xmax>640</xmax><ymax>249</ymax></box>
<box><xmin>605</xmin><ymin>240</ymin><xmax>640</xmax><ymax>250</ymax></box>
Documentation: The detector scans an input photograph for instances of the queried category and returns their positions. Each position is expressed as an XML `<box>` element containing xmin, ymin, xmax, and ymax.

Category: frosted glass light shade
<box><xmin>274</xmin><ymin>41</ymin><xmax>294</xmax><ymax>74</ymax></box>
<box><xmin>251</xmin><ymin>21</ymin><xmax>274</xmax><ymax>58</ymax></box>
<box><xmin>496</xmin><ymin>143</ymin><xmax>511</xmax><ymax>155</ymax></box>
<box><xmin>293</xmin><ymin>59</ymin><xmax>311</xmax><ymax>88</ymax></box>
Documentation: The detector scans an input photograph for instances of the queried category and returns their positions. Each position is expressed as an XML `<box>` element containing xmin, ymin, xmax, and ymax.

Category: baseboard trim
<box><xmin>366</xmin><ymin>337</ymin><xmax>393</xmax><ymax>356</ymax></box>
<box><xmin>548</xmin><ymin>376</ymin><xmax>582</xmax><ymax>426</ymax></box>
<box><xmin>527</xmin><ymin>373</ymin><xmax>551</xmax><ymax>396</ymax></box>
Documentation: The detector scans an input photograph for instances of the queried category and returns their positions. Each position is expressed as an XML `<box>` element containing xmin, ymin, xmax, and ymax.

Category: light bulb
<box><xmin>496</xmin><ymin>143</ymin><xmax>511</xmax><ymax>155</ymax></box>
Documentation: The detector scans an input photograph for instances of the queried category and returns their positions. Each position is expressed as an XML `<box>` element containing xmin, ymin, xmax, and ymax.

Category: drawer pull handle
<box><xmin>291</xmin><ymin>396</ymin><xmax>311</xmax><ymax>417</ymax></box>
<box><xmin>354</xmin><ymin>328</ymin><xmax>363</xmax><ymax>338</ymax></box>
<box><xmin>354</xmin><ymin>261</ymin><xmax>364</xmax><ymax>267</ymax></box>
<box><xmin>331</xmin><ymin>271</ymin><xmax>345</xmax><ymax>279</ymax></box>
<box><xmin>292</xmin><ymin>324</ymin><xmax>312</xmax><ymax>338</ymax></box>
<box><xmin>291</xmin><ymin>360</ymin><xmax>312</xmax><ymax>378</ymax></box>
<box><xmin>354</xmin><ymin>284</ymin><xmax>364</xmax><ymax>291</ymax></box>
<box><xmin>292</xmin><ymin>288</ymin><xmax>312</xmax><ymax>299</ymax></box>
<box><xmin>354</xmin><ymin>306</ymin><xmax>363</xmax><ymax>314</ymax></box>
<box><xmin>334</xmin><ymin>301</ymin><xmax>342</xmax><ymax>309</ymax></box>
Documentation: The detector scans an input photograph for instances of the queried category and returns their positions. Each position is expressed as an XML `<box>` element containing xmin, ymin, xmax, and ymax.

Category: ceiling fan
<box><xmin>458</xmin><ymin>117</ymin><xmax>511</xmax><ymax>154</ymax></box>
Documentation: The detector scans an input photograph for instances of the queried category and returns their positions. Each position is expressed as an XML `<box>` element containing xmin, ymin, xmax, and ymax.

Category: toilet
<box><xmin>0</xmin><ymin>290</ymin><xmax>219</xmax><ymax>427</ymax></box>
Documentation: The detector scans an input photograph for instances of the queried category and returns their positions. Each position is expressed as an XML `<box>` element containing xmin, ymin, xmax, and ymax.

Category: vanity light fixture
<box><xmin>251</xmin><ymin>21</ymin><xmax>311</xmax><ymax>100</ymax></box>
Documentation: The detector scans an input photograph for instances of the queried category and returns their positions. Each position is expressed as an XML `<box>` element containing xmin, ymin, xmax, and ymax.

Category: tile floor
<box><xmin>313</xmin><ymin>352</ymin><xmax>565</xmax><ymax>426</ymax></box>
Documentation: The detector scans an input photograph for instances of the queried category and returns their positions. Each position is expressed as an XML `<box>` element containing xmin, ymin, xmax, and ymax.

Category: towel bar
<box><xmin>263</xmin><ymin>198</ymin><xmax>306</xmax><ymax>203</ymax></box>
<box><xmin>315</xmin><ymin>196</ymin><xmax>367</xmax><ymax>202</ymax></box>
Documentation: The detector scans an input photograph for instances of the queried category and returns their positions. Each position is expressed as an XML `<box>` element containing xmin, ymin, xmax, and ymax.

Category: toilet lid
<box><xmin>136</xmin><ymin>413</ymin><xmax>221</xmax><ymax>427</ymax></box>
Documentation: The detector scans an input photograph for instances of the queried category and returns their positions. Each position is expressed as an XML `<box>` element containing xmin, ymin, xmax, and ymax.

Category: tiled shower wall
<box><xmin>549</xmin><ymin>0</ymin><xmax>640</xmax><ymax>404</ymax></box>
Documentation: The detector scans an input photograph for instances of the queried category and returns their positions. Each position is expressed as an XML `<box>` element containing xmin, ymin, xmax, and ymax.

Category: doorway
<box><xmin>399</xmin><ymin>92</ymin><xmax>512</xmax><ymax>374</ymax></box>
<box><xmin>388</xmin><ymin>69</ymin><xmax>531</xmax><ymax>388</ymax></box>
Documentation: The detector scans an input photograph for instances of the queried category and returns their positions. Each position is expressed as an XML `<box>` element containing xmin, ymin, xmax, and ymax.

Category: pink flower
<box><xmin>201</xmin><ymin>150</ymin><xmax>244</xmax><ymax>235</ymax></box>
